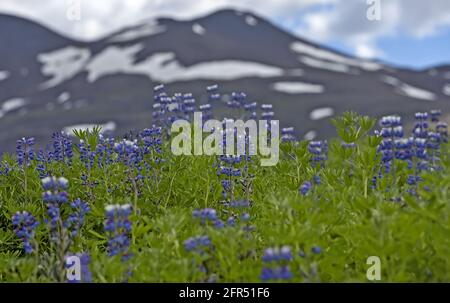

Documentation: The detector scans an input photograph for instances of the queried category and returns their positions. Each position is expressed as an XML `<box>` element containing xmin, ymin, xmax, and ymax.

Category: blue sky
<box><xmin>0</xmin><ymin>0</ymin><xmax>449</xmax><ymax>69</ymax></box>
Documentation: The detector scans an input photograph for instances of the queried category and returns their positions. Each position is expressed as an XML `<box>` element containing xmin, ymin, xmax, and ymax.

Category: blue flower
<box><xmin>12</xmin><ymin>211</ymin><xmax>39</xmax><ymax>254</ymax></box>
<box><xmin>308</xmin><ymin>140</ymin><xmax>328</xmax><ymax>168</ymax></box>
<box><xmin>65</xmin><ymin>199</ymin><xmax>90</xmax><ymax>237</ymax></box>
<box><xmin>207</xmin><ymin>84</ymin><xmax>220</xmax><ymax>103</ymax></box>
<box><xmin>311</xmin><ymin>246</ymin><xmax>322</xmax><ymax>254</ymax></box>
<box><xmin>52</xmin><ymin>132</ymin><xmax>73</xmax><ymax>163</ymax></box>
<box><xmin>228</xmin><ymin>200</ymin><xmax>251</xmax><ymax>208</ymax></box>
<box><xmin>192</xmin><ymin>208</ymin><xmax>218</xmax><ymax>225</ymax></box>
<box><xmin>184</xmin><ymin>235</ymin><xmax>212</xmax><ymax>253</ymax></box>
<box><xmin>104</xmin><ymin>204</ymin><xmax>133</xmax><ymax>261</ymax></box>
<box><xmin>241</xmin><ymin>213</ymin><xmax>251</xmax><ymax>221</ymax></box>
<box><xmin>430</xmin><ymin>109</ymin><xmax>441</xmax><ymax>122</ymax></box>
<box><xmin>278</xmin><ymin>266</ymin><xmax>293</xmax><ymax>280</ymax></box>
<box><xmin>260</xmin><ymin>267</ymin><xmax>276</xmax><ymax>281</ymax></box>
<box><xmin>299</xmin><ymin>181</ymin><xmax>312</xmax><ymax>196</ymax></box>
<box><xmin>16</xmin><ymin>137</ymin><xmax>35</xmax><ymax>166</ymax></box>
<box><xmin>261</xmin><ymin>246</ymin><xmax>294</xmax><ymax>281</ymax></box>
<box><xmin>280</xmin><ymin>246</ymin><xmax>293</xmax><ymax>261</ymax></box>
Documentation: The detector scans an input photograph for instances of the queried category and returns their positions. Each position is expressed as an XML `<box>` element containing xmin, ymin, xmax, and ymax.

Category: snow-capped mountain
<box><xmin>1</xmin><ymin>9</ymin><xmax>449</xmax><ymax>152</ymax></box>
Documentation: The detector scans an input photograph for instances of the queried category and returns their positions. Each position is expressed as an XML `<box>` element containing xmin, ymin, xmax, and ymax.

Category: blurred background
<box><xmin>0</xmin><ymin>0</ymin><xmax>449</xmax><ymax>151</ymax></box>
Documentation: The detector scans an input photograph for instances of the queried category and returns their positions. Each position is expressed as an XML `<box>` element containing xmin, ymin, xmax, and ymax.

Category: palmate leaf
<box><xmin>332</xmin><ymin>111</ymin><xmax>376</xmax><ymax>143</ymax></box>
<box><xmin>72</xmin><ymin>125</ymin><xmax>103</xmax><ymax>149</ymax></box>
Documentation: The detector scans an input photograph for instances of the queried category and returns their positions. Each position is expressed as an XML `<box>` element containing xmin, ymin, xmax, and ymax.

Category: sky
<box><xmin>0</xmin><ymin>0</ymin><xmax>449</xmax><ymax>69</ymax></box>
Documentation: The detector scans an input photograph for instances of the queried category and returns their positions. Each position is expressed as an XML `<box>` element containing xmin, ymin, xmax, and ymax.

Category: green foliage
<box><xmin>0</xmin><ymin>113</ymin><xmax>449</xmax><ymax>282</ymax></box>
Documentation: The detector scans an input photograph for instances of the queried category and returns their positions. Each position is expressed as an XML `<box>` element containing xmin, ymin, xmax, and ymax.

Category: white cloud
<box><xmin>0</xmin><ymin>0</ymin><xmax>449</xmax><ymax>61</ymax></box>
<box><xmin>297</xmin><ymin>0</ymin><xmax>450</xmax><ymax>59</ymax></box>
<box><xmin>0</xmin><ymin>0</ymin><xmax>336</xmax><ymax>40</ymax></box>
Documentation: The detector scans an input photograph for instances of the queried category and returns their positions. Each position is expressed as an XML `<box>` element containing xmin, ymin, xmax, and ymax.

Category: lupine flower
<box><xmin>42</xmin><ymin>177</ymin><xmax>69</xmax><ymax>241</ymax></box>
<box><xmin>65</xmin><ymin>199</ymin><xmax>90</xmax><ymax>237</ymax></box>
<box><xmin>42</xmin><ymin>176</ymin><xmax>69</xmax><ymax>203</ymax></box>
<box><xmin>377</xmin><ymin>115</ymin><xmax>404</xmax><ymax>174</ymax></box>
<box><xmin>95</xmin><ymin>135</ymin><xmax>115</xmax><ymax>167</ymax></box>
<box><xmin>66</xmin><ymin>252</ymin><xmax>92</xmax><ymax>283</ymax></box>
<box><xmin>413</xmin><ymin>112</ymin><xmax>428</xmax><ymax>138</ymax></box>
<box><xmin>311</xmin><ymin>246</ymin><xmax>322</xmax><ymax>254</ymax></box>
<box><xmin>260</xmin><ymin>266</ymin><xmax>293</xmax><ymax>281</ymax></box>
<box><xmin>199</xmin><ymin>104</ymin><xmax>212</xmax><ymax>120</ymax></box>
<box><xmin>244</xmin><ymin>101</ymin><xmax>257</xmax><ymax>120</ymax></box>
<box><xmin>105</xmin><ymin>204</ymin><xmax>133</xmax><ymax>261</ymax></box>
<box><xmin>228</xmin><ymin>92</ymin><xmax>246</xmax><ymax>109</ymax></box>
<box><xmin>217</xmin><ymin>155</ymin><xmax>244</xmax><ymax>199</ymax></box>
<box><xmin>114</xmin><ymin>139</ymin><xmax>141</xmax><ymax>168</ymax></box>
<box><xmin>227</xmin><ymin>200</ymin><xmax>251</xmax><ymax>208</ymax></box>
<box><xmin>308</xmin><ymin>141</ymin><xmax>328</xmax><ymax>168</ymax></box>
<box><xmin>380</xmin><ymin>115</ymin><xmax>402</xmax><ymax>127</ymax></box>
<box><xmin>280</xmin><ymin>246</ymin><xmax>293</xmax><ymax>260</ymax></box>
<box><xmin>0</xmin><ymin>161</ymin><xmax>11</xmax><ymax>176</ymax></box>
<box><xmin>227</xmin><ymin>216</ymin><xmax>236</xmax><ymax>226</ymax></box>
<box><xmin>139</xmin><ymin>126</ymin><xmax>163</xmax><ymax>155</ymax></box>
<box><xmin>213</xmin><ymin>219</ymin><xmax>225</xmax><ymax>229</ymax></box>
<box><xmin>436</xmin><ymin>122</ymin><xmax>448</xmax><ymax>143</ymax></box>
<box><xmin>79</xmin><ymin>140</ymin><xmax>96</xmax><ymax>170</ymax></box>
<box><xmin>36</xmin><ymin>149</ymin><xmax>53</xmax><ymax>178</ymax></box>
<box><xmin>153</xmin><ymin>84</ymin><xmax>169</xmax><ymax>128</ymax></box>
<box><xmin>52</xmin><ymin>131</ymin><xmax>73</xmax><ymax>163</ymax></box>
<box><xmin>261</xmin><ymin>246</ymin><xmax>293</xmax><ymax>281</ymax></box>
<box><xmin>16</xmin><ymin>137</ymin><xmax>35</xmax><ymax>166</ymax></box>
<box><xmin>12</xmin><ymin>211</ymin><xmax>39</xmax><ymax>254</ymax></box>
<box><xmin>79</xmin><ymin>253</ymin><xmax>92</xmax><ymax>282</ymax></box>
<box><xmin>207</xmin><ymin>84</ymin><xmax>220</xmax><ymax>103</ymax></box>
<box><xmin>182</xmin><ymin>93</ymin><xmax>196</xmax><ymax>119</ymax></box>
<box><xmin>184</xmin><ymin>235</ymin><xmax>212</xmax><ymax>253</ymax></box>
<box><xmin>430</xmin><ymin>109</ymin><xmax>441</xmax><ymax>122</ymax></box>
<box><xmin>299</xmin><ymin>181</ymin><xmax>312</xmax><ymax>196</ymax></box>
<box><xmin>281</xmin><ymin>127</ymin><xmax>296</xmax><ymax>142</ymax></box>
<box><xmin>192</xmin><ymin>208</ymin><xmax>218</xmax><ymax>225</ymax></box>
<box><xmin>241</xmin><ymin>213</ymin><xmax>251</xmax><ymax>221</ymax></box>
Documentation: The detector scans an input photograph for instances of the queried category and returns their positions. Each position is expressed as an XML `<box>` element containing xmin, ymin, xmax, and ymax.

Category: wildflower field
<box><xmin>0</xmin><ymin>85</ymin><xmax>449</xmax><ymax>283</ymax></box>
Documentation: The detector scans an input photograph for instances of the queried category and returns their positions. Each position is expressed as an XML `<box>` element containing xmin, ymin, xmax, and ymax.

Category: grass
<box><xmin>0</xmin><ymin>113</ymin><xmax>449</xmax><ymax>282</ymax></box>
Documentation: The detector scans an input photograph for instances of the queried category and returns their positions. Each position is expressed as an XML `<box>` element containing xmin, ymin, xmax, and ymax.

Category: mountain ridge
<box><xmin>0</xmin><ymin>9</ymin><xmax>449</xmax><ymax>153</ymax></box>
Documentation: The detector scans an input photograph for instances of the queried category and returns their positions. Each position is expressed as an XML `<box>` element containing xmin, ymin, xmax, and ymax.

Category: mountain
<box><xmin>1</xmin><ymin>9</ymin><xmax>449</xmax><ymax>152</ymax></box>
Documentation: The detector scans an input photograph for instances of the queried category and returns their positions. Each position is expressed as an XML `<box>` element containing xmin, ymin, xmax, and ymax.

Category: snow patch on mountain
<box><xmin>442</xmin><ymin>84</ymin><xmax>450</xmax><ymax>96</ymax></box>
<box><xmin>381</xmin><ymin>75</ymin><xmax>401</xmax><ymax>86</ymax></box>
<box><xmin>273</xmin><ymin>81</ymin><xmax>324</xmax><ymax>94</ymax></box>
<box><xmin>192</xmin><ymin>23</ymin><xmax>205</xmax><ymax>35</ymax></box>
<box><xmin>381</xmin><ymin>75</ymin><xmax>436</xmax><ymax>101</ymax></box>
<box><xmin>300</xmin><ymin>56</ymin><xmax>351</xmax><ymax>74</ymax></box>
<box><xmin>245</xmin><ymin>15</ymin><xmax>258</xmax><ymax>26</ymax></box>
<box><xmin>0</xmin><ymin>98</ymin><xmax>27</xmax><ymax>118</ymax></box>
<box><xmin>86</xmin><ymin>44</ymin><xmax>284</xmax><ymax>83</ymax></box>
<box><xmin>38</xmin><ymin>46</ymin><xmax>91</xmax><ymax>89</ymax></box>
<box><xmin>57</xmin><ymin>92</ymin><xmax>71</xmax><ymax>104</ymax></box>
<box><xmin>291</xmin><ymin>41</ymin><xmax>382</xmax><ymax>71</ymax></box>
<box><xmin>63</xmin><ymin>121</ymin><xmax>116</xmax><ymax>135</ymax></box>
<box><xmin>0</xmin><ymin>71</ymin><xmax>10</xmax><ymax>82</ymax></box>
<box><xmin>310</xmin><ymin>107</ymin><xmax>334</xmax><ymax>120</ymax></box>
<box><xmin>109</xmin><ymin>22</ymin><xmax>166</xmax><ymax>42</ymax></box>
<box><xmin>400</xmin><ymin>84</ymin><xmax>436</xmax><ymax>101</ymax></box>
<box><xmin>85</xmin><ymin>45</ymin><xmax>140</xmax><ymax>82</ymax></box>
<box><xmin>304</xmin><ymin>130</ymin><xmax>317</xmax><ymax>141</ymax></box>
